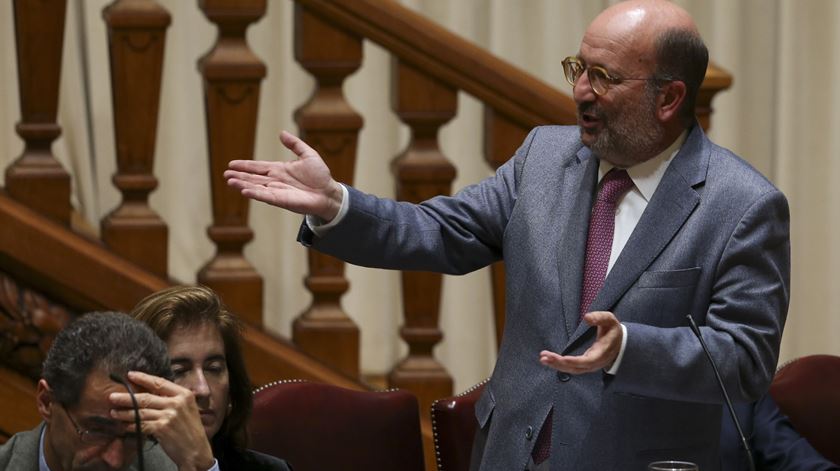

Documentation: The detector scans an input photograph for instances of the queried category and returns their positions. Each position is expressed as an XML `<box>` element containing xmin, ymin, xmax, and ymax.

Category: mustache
<box><xmin>577</xmin><ymin>101</ymin><xmax>603</xmax><ymax>119</ymax></box>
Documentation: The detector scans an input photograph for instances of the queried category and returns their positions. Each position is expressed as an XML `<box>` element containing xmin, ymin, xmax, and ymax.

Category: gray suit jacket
<box><xmin>0</xmin><ymin>423</ymin><xmax>176</xmax><ymax>471</ymax></box>
<box><xmin>302</xmin><ymin>124</ymin><xmax>790</xmax><ymax>471</ymax></box>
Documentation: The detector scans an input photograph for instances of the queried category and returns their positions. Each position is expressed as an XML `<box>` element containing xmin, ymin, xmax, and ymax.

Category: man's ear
<box><xmin>36</xmin><ymin>379</ymin><xmax>54</xmax><ymax>421</ymax></box>
<box><xmin>657</xmin><ymin>80</ymin><xmax>687</xmax><ymax>123</ymax></box>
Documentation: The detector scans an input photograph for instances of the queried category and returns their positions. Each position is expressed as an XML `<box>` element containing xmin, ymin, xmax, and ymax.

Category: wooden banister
<box><xmin>388</xmin><ymin>59</ymin><xmax>457</xmax><ymax>413</ymax></box>
<box><xmin>292</xmin><ymin>4</ymin><xmax>364</xmax><ymax>379</ymax></box>
<box><xmin>6</xmin><ymin>0</ymin><xmax>72</xmax><ymax>226</ymax></box>
<box><xmin>197</xmin><ymin>0</ymin><xmax>266</xmax><ymax>327</ymax></box>
<box><xmin>101</xmin><ymin>0</ymin><xmax>171</xmax><ymax>277</ymax></box>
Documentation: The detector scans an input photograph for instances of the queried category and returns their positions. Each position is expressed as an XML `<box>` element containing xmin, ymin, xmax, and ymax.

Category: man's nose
<box><xmin>573</xmin><ymin>69</ymin><xmax>597</xmax><ymax>104</ymax></box>
<box><xmin>100</xmin><ymin>437</ymin><xmax>128</xmax><ymax>469</ymax></box>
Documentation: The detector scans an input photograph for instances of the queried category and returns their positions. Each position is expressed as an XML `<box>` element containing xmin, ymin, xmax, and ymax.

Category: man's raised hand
<box><xmin>225</xmin><ymin>131</ymin><xmax>344</xmax><ymax>221</ymax></box>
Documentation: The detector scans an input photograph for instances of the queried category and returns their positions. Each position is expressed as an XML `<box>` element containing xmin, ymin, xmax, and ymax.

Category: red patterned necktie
<box><xmin>531</xmin><ymin>169</ymin><xmax>634</xmax><ymax>467</ymax></box>
<box><xmin>579</xmin><ymin>168</ymin><xmax>634</xmax><ymax>317</ymax></box>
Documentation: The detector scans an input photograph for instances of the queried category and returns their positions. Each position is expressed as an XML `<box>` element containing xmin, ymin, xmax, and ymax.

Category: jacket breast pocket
<box><xmin>637</xmin><ymin>267</ymin><xmax>701</xmax><ymax>288</ymax></box>
<box><xmin>620</xmin><ymin>267</ymin><xmax>702</xmax><ymax>326</ymax></box>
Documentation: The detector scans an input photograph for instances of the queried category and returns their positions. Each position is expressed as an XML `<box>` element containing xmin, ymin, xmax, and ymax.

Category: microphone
<box><xmin>110</xmin><ymin>373</ymin><xmax>146</xmax><ymax>471</ymax></box>
<box><xmin>686</xmin><ymin>315</ymin><xmax>755</xmax><ymax>471</ymax></box>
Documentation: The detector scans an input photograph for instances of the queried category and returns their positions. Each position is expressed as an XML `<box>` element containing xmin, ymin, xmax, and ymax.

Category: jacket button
<box><xmin>558</xmin><ymin>372</ymin><xmax>571</xmax><ymax>382</ymax></box>
<box><xmin>525</xmin><ymin>426</ymin><xmax>534</xmax><ymax>440</ymax></box>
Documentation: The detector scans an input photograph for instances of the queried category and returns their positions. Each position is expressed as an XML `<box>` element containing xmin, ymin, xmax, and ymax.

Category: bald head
<box><xmin>582</xmin><ymin>0</ymin><xmax>708</xmax><ymax>127</ymax></box>
<box><xmin>586</xmin><ymin>0</ymin><xmax>698</xmax><ymax>70</ymax></box>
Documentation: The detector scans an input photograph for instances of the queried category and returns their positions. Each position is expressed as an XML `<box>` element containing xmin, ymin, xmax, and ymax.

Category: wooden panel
<box><xmin>197</xmin><ymin>0</ymin><xmax>266</xmax><ymax>326</ymax></box>
<box><xmin>292</xmin><ymin>5</ymin><xmax>363</xmax><ymax>379</ymax></box>
<box><xmin>6</xmin><ymin>0</ymin><xmax>72</xmax><ymax>225</ymax></box>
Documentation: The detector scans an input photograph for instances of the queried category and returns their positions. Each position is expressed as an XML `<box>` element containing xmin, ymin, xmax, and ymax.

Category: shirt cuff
<box><xmin>206</xmin><ymin>459</ymin><xmax>220</xmax><ymax>471</ymax></box>
<box><xmin>305</xmin><ymin>183</ymin><xmax>349</xmax><ymax>237</ymax></box>
<box><xmin>604</xmin><ymin>323</ymin><xmax>628</xmax><ymax>375</ymax></box>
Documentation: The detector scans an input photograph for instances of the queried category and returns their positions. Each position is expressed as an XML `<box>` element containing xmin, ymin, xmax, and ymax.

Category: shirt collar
<box><xmin>598</xmin><ymin>130</ymin><xmax>688</xmax><ymax>202</ymax></box>
<box><xmin>39</xmin><ymin>424</ymin><xmax>51</xmax><ymax>471</ymax></box>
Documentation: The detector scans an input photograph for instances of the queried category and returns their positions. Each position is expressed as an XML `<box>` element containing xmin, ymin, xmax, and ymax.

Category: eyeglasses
<box><xmin>61</xmin><ymin>405</ymin><xmax>156</xmax><ymax>451</ymax></box>
<box><xmin>562</xmin><ymin>56</ymin><xmax>661</xmax><ymax>96</ymax></box>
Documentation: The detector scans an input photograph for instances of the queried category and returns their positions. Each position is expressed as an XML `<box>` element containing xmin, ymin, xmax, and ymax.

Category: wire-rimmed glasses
<box><xmin>562</xmin><ymin>56</ymin><xmax>662</xmax><ymax>96</ymax></box>
<box><xmin>61</xmin><ymin>405</ymin><xmax>155</xmax><ymax>452</ymax></box>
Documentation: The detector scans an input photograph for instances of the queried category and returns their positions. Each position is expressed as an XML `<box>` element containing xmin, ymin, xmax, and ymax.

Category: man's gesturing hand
<box><xmin>225</xmin><ymin>131</ymin><xmax>344</xmax><ymax>222</ymax></box>
<box><xmin>109</xmin><ymin>371</ymin><xmax>215</xmax><ymax>471</ymax></box>
<box><xmin>539</xmin><ymin>311</ymin><xmax>623</xmax><ymax>374</ymax></box>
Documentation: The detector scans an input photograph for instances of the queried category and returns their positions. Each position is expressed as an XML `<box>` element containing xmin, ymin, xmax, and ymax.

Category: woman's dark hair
<box><xmin>131</xmin><ymin>285</ymin><xmax>252</xmax><ymax>452</ymax></box>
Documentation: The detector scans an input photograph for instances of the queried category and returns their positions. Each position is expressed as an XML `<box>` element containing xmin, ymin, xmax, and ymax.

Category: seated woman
<box><xmin>132</xmin><ymin>285</ymin><xmax>292</xmax><ymax>471</ymax></box>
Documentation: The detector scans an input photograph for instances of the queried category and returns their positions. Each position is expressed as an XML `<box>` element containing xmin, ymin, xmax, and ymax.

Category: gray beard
<box><xmin>584</xmin><ymin>91</ymin><xmax>665</xmax><ymax>167</ymax></box>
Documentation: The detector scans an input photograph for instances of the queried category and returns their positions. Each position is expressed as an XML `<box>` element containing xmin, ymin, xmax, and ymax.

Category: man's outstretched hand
<box><xmin>225</xmin><ymin>131</ymin><xmax>344</xmax><ymax>222</ymax></box>
<box><xmin>539</xmin><ymin>311</ymin><xmax>623</xmax><ymax>374</ymax></box>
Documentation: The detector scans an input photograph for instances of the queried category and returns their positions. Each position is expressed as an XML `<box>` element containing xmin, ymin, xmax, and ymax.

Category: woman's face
<box><xmin>166</xmin><ymin>322</ymin><xmax>230</xmax><ymax>439</ymax></box>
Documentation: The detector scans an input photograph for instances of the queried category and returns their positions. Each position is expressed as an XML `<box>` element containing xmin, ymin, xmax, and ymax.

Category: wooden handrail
<box><xmin>294</xmin><ymin>0</ymin><xmax>731</xmax><ymax>130</ymax></box>
<box><xmin>295</xmin><ymin>0</ymin><xmax>577</xmax><ymax>128</ymax></box>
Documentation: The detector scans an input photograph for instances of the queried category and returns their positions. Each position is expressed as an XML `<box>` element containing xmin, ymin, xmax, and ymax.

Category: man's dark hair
<box><xmin>42</xmin><ymin>311</ymin><xmax>171</xmax><ymax>406</ymax></box>
<box><xmin>653</xmin><ymin>27</ymin><xmax>709</xmax><ymax>127</ymax></box>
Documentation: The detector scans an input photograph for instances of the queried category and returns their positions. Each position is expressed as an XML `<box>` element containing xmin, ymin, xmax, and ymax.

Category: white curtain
<box><xmin>1</xmin><ymin>0</ymin><xmax>838</xmax><ymax>393</ymax></box>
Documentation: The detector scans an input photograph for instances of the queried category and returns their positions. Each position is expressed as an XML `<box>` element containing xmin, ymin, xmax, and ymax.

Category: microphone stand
<box><xmin>686</xmin><ymin>315</ymin><xmax>755</xmax><ymax>471</ymax></box>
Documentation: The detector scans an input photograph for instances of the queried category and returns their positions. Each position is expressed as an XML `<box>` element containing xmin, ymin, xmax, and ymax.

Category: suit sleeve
<box><xmin>302</xmin><ymin>129</ymin><xmax>538</xmax><ymax>275</ymax></box>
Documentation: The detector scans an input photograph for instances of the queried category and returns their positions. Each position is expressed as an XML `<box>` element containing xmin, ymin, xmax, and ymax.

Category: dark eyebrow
<box><xmin>170</xmin><ymin>354</ymin><xmax>227</xmax><ymax>365</ymax></box>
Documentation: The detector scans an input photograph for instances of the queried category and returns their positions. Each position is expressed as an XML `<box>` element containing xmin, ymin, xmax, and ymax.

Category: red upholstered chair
<box><xmin>249</xmin><ymin>380</ymin><xmax>425</xmax><ymax>471</ymax></box>
<box><xmin>769</xmin><ymin>354</ymin><xmax>840</xmax><ymax>464</ymax></box>
<box><xmin>430</xmin><ymin>380</ymin><xmax>487</xmax><ymax>471</ymax></box>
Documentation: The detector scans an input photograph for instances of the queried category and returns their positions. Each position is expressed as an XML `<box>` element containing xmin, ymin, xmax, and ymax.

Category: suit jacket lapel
<box><xmin>566</xmin><ymin>125</ymin><xmax>710</xmax><ymax>347</ymax></box>
<box><xmin>558</xmin><ymin>147</ymin><xmax>599</xmax><ymax>339</ymax></box>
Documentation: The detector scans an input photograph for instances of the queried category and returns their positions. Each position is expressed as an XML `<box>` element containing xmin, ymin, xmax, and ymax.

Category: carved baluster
<box><xmin>100</xmin><ymin>0</ymin><xmax>170</xmax><ymax>277</ymax></box>
<box><xmin>292</xmin><ymin>5</ymin><xmax>363</xmax><ymax>378</ymax></box>
<box><xmin>483</xmin><ymin>107</ymin><xmax>530</xmax><ymax>348</ymax></box>
<box><xmin>388</xmin><ymin>60</ymin><xmax>456</xmax><ymax>411</ymax></box>
<box><xmin>197</xmin><ymin>0</ymin><xmax>266</xmax><ymax>326</ymax></box>
<box><xmin>6</xmin><ymin>0</ymin><xmax>71</xmax><ymax>225</ymax></box>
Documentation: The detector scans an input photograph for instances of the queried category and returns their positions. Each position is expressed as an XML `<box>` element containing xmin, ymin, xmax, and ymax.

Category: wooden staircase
<box><xmin>0</xmin><ymin>1</ymin><xmax>731</xmax><ymax>469</ymax></box>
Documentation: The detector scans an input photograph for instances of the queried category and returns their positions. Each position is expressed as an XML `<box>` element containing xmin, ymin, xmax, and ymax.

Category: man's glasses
<box><xmin>562</xmin><ymin>56</ymin><xmax>661</xmax><ymax>96</ymax></box>
<box><xmin>60</xmin><ymin>405</ymin><xmax>155</xmax><ymax>452</ymax></box>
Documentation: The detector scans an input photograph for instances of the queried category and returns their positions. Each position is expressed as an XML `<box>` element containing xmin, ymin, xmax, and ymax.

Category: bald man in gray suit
<box><xmin>226</xmin><ymin>1</ymin><xmax>789</xmax><ymax>470</ymax></box>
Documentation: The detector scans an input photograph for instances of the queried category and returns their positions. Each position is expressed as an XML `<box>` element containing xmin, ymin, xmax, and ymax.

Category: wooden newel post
<box><xmin>101</xmin><ymin>0</ymin><xmax>171</xmax><ymax>277</ymax></box>
<box><xmin>197</xmin><ymin>0</ymin><xmax>266</xmax><ymax>326</ymax></box>
<box><xmin>388</xmin><ymin>60</ymin><xmax>456</xmax><ymax>411</ymax></box>
<box><xmin>292</xmin><ymin>5</ymin><xmax>363</xmax><ymax>378</ymax></box>
<box><xmin>6</xmin><ymin>0</ymin><xmax>72</xmax><ymax>226</ymax></box>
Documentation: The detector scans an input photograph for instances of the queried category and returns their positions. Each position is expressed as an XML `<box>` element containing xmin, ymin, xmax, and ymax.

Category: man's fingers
<box><xmin>109</xmin><ymin>391</ymin><xmax>172</xmax><ymax>410</ymax></box>
<box><xmin>540</xmin><ymin>349</ymin><xmax>605</xmax><ymax>374</ymax></box>
<box><xmin>227</xmin><ymin>159</ymin><xmax>273</xmax><ymax>174</ymax></box>
<box><xmin>110</xmin><ymin>405</ymin><xmax>168</xmax><ymax>423</ymax></box>
<box><xmin>279</xmin><ymin>130</ymin><xmax>319</xmax><ymax>159</ymax></box>
<box><xmin>126</xmin><ymin>371</ymin><xmax>185</xmax><ymax>396</ymax></box>
<box><xmin>224</xmin><ymin>169</ymin><xmax>276</xmax><ymax>186</ymax></box>
<box><xmin>582</xmin><ymin>310</ymin><xmax>617</xmax><ymax>326</ymax></box>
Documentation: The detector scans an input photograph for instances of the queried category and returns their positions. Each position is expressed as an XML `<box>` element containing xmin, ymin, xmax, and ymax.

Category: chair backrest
<box><xmin>430</xmin><ymin>381</ymin><xmax>487</xmax><ymax>471</ymax></box>
<box><xmin>249</xmin><ymin>380</ymin><xmax>425</xmax><ymax>471</ymax></box>
<box><xmin>770</xmin><ymin>354</ymin><xmax>840</xmax><ymax>464</ymax></box>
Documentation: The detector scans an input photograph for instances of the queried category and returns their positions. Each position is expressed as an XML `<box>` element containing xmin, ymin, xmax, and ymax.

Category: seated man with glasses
<box><xmin>0</xmin><ymin>311</ymin><xmax>218</xmax><ymax>471</ymax></box>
